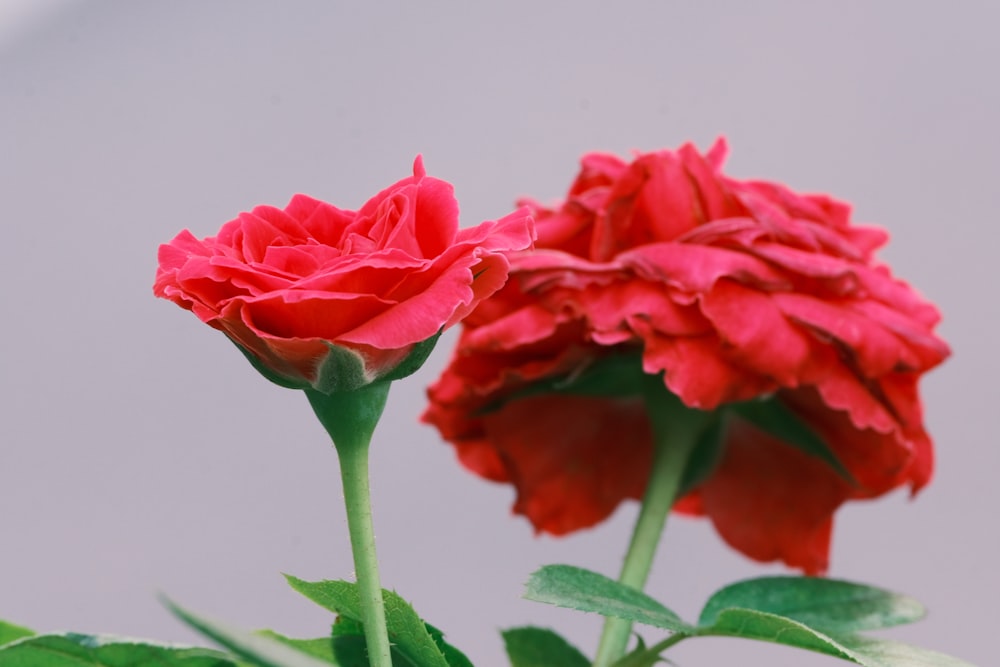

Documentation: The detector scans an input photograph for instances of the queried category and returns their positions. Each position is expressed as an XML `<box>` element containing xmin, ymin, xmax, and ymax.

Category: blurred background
<box><xmin>1</xmin><ymin>2</ymin><xmax>996</xmax><ymax>665</ymax></box>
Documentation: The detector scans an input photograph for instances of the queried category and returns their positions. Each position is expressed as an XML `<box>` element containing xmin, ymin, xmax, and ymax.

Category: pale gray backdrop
<box><xmin>1</xmin><ymin>2</ymin><xmax>996</xmax><ymax>665</ymax></box>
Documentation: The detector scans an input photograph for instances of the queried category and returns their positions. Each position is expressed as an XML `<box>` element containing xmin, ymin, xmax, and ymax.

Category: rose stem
<box><xmin>592</xmin><ymin>373</ymin><xmax>705</xmax><ymax>667</ymax></box>
<box><xmin>306</xmin><ymin>382</ymin><xmax>393</xmax><ymax>667</ymax></box>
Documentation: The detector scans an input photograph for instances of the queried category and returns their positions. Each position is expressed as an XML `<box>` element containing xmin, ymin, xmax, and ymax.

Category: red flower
<box><xmin>155</xmin><ymin>157</ymin><xmax>534</xmax><ymax>393</ymax></box>
<box><xmin>423</xmin><ymin>139</ymin><xmax>949</xmax><ymax>573</ymax></box>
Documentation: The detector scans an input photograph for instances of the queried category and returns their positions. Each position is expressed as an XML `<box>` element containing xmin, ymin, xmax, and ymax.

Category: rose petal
<box><xmin>699</xmin><ymin>418</ymin><xmax>849</xmax><ymax>574</ymax></box>
<box><xmin>482</xmin><ymin>394</ymin><xmax>651</xmax><ymax>535</ymax></box>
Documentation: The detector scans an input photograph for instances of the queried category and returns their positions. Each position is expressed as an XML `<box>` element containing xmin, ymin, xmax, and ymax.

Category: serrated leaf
<box><xmin>501</xmin><ymin>627</ymin><xmax>589</xmax><ymax>667</ymax></box>
<box><xmin>424</xmin><ymin>623</ymin><xmax>474</xmax><ymax>667</ymax></box>
<box><xmin>326</xmin><ymin>618</ymin><xmax>473</xmax><ymax>667</ymax></box>
<box><xmin>699</xmin><ymin>576</ymin><xmax>925</xmax><ymax>634</ymax></box>
<box><xmin>0</xmin><ymin>621</ymin><xmax>34</xmax><ymax>647</ymax></box>
<box><xmin>523</xmin><ymin>566</ymin><xmax>692</xmax><ymax>633</ymax></box>
<box><xmin>729</xmin><ymin>397</ymin><xmax>855</xmax><ymax>484</ymax></box>
<box><xmin>254</xmin><ymin>631</ymin><xmax>336</xmax><ymax>664</ymax></box>
<box><xmin>164</xmin><ymin>598</ymin><xmax>335</xmax><ymax>667</ymax></box>
<box><xmin>0</xmin><ymin>633</ymin><xmax>235</xmax><ymax>667</ymax></box>
<box><xmin>285</xmin><ymin>576</ymin><xmax>449</xmax><ymax>667</ymax></box>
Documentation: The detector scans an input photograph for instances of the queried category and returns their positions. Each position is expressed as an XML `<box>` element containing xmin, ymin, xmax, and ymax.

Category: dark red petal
<box><xmin>482</xmin><ymin>394</ymin><xmax>652</xmax><ymax>535</ymax></box>
<box><xmin>699</xmin><ymin>419</ymin><xmax>849</xmax><ymax>574</ymax></box>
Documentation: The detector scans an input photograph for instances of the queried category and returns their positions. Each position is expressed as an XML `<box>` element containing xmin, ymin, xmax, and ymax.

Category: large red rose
<box><xmin>155</xmin><ymin>157</ymin><xmax>534</xmax><ymax>393</ymax></box>
<box><xmin>423</xmin><ymin>139</ymin><xmax>949</xmax><ymax>574</ymax></box>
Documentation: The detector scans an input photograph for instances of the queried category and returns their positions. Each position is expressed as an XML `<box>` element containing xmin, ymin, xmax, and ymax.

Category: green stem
<box><xmin>645</xmin><ymin>632</ymin><xmax>689</xmax><ymax>656</ymax></box>
<box><xmin>306</xmin><ymin>383</ymin><xmax>393</xmax><ymax>667</ymax></box>
<box><xmin>593</xmin><ymin>375</ymin><xmax>706</xmax><ymax>667</ymax></box>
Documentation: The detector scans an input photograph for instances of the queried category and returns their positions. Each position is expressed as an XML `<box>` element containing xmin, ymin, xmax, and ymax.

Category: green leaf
<box><xmin>0</xmin><ymin>633</ymin><xmax>235</xmax><ymax>667</ymax></box>
<box><xmin>729</xmin><ymin>397</ymin><xmax>856</xmax><ymax>484</ymax></box>
<box><xmin>328</xmin><ymin>618</ymin><xmax>371</xmax><ymax>667</ymax></box>
<box><xmin>284</xmin><ymin>576</ymin><xmax>449</xmax><ymax>667</ymax></box>
<box><xmin>254</xmin><ymin>630</ymin><xmax>336</xmax><ymax>664</ymax></box>
<box><xmin>696</xmin><ymin>609</ymin><xmax>977</xmax><ymax>667</ymax></box>
<box><xmin>164</xmin><ymin>598</ymin><xmax>336</xmax><ymax>667</ymax></box>
<box><xmin>325</xmin><ymin>618</ymin><xmax>472</xmax><ymax>667</ymax></box>
<box><xmin>523</xmin><ymin>565</ymin><xmax>693</xmax><ymax>633</ymax></box>
<box><xmin>0</xmin><ymin>621</ymin><xmax>34</xmax><ymax>647</ymax></box>
<box><xmin>837</xmin><ymin>636</ymin><xmax>977</xmax><ymax>667</ymax></box>
<box><xmin>699</xmin><ymin>576</ymin><xmax>925</xmax><ymax>634</ymax></box>
<box><xmin>424</xmin><ymin>624</ymin><xmax>474</xmax><ymax>667</ymax></box>
<box><xmin>501</xmin><ymin>627</ymin><xmax>589</xmax><ymax>667</ymax></box>
<box><xmin>699</xmin><ymin>608</ymin><xmax>859</xmax><ymax>661</ymax></box>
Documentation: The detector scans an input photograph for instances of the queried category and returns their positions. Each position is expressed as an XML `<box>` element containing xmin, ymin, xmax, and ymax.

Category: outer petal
<box><xmin>481</xmin><ymin>394</ymin><xmax>652</xmax><ymax>534</ymax></box>
<box><xmin>698</xmin><ymin>418</ymin><xmax>849</xmax><ymax>574</ymax></box>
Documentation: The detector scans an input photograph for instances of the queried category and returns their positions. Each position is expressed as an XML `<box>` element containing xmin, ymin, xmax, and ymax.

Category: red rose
<box><xmin>423</xmin><ymin>139</ymin><xmax>949</xmax><ymax>574</ymax></box>
<box><xmin>155</xmin><ymin>157</ymin><xmax>535</xmax><ymax>393</ymax></box>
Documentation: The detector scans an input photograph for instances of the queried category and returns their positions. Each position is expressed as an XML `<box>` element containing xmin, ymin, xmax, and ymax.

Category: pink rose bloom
<box><xmin>424</xmin><ymin>139</ymin><xmax>950</xmax><ymax>574</ymax></box>
<box><xmin>155</xmin><ymin>157</ymin><xmax>535</xmax><ymax>393</ymax></box>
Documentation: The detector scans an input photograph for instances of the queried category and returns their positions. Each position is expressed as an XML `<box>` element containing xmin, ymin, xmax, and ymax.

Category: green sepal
<box><xmin>380</xmin><ymin>331</ymin><xmax>443</xmax><ymax>384</ymax></box>
<box><xmin>0</xmin><ymin>631</ymin><xmax>236</xmax><ymax>667</ymax></box>
<box><xmin>698</xmin><ymin>576</ymin><xmax>925</xmax><ymax>635</ymax></box>
<box><xmin>234</xmin><ymin>329</ymin><xmax>442</xmax><ymax>396</ymax></box>
<box><xmin>235</xmin><ymin>338</ymin><xmax>375</xmax><ymax>393</ymax></box>
<box><xmin>522</xmin><ymin>565</ymin><xmax>692</xmax><ymax>634</ymax></box>
<box><xmin>284</xmin><ymin>575</ymin><xmax>451</xmax><ymax>667</ymax></box>
<box><xmin>477</xmin><ymin>352</ymin><xmax>645</xmax><ymax>414</ymax></box>
<box><xmin>677</xmin><ymin>411</ymin><xmax>726</xmax><ymax>495</ymax></box>
<box><xmin>501</xmin><ymin>627</ymin><xmax>589</xmax><ymax>667</ymax></box>
<box><xmin>728</xmin><ymin>396</ymin><xmax>856</xmax><ymax>484</ymax></box>
<box><xmin>233</xmin><ymin>341</ymin><xmax>312</xmax><ymax>390</ymax></box>
<box><xmin>312</xmin><ymin>344</ymin><xmax>376</xmax><ymax>394</ymax></box>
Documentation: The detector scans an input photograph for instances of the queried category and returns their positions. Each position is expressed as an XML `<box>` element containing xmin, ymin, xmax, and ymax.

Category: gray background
<box><xmin>1</xmin><ymin>2</ymin><xmax>996</xmax><ymax>665</ymax></box>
